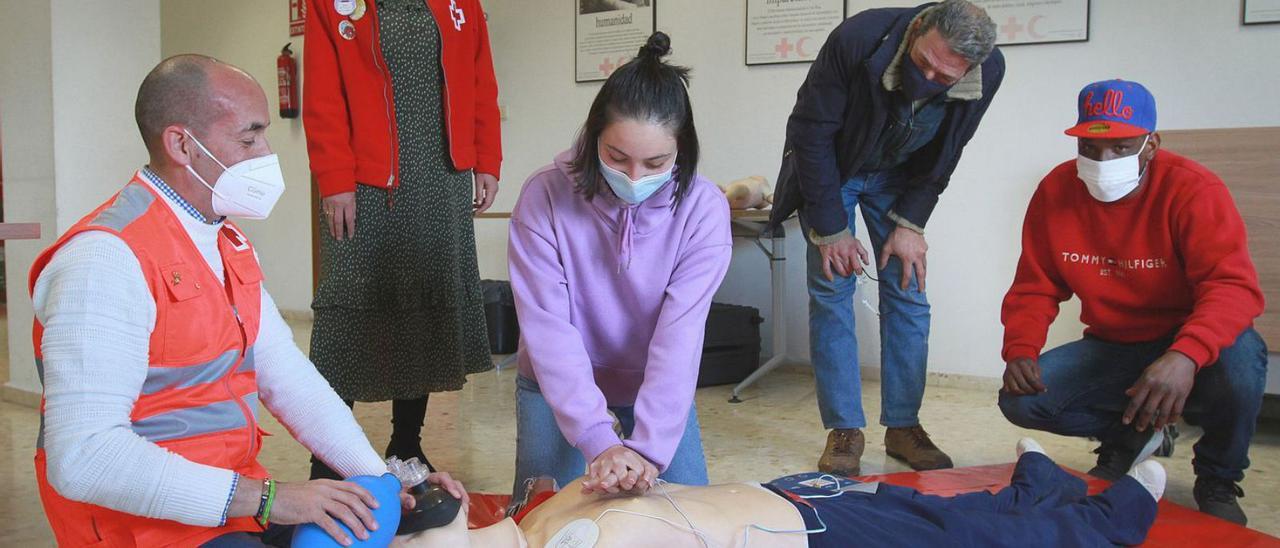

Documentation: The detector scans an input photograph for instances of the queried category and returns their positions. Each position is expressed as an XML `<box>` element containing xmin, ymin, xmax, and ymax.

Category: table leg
<box><xmin>731</xmin><ymin>228</ymin><xmax>787</xmax><ymax>402</ymax></box>
<box><xmin>494</xmin><ymin>354</ymin><xmax>518</xmax><ymax>371</ymax></box>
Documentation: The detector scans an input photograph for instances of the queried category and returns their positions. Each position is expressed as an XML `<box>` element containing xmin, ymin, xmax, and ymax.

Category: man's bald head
<box><xmin>134</xmin><ymin>54</ymin><xmax>258</xmax><ymax>155</ymax></box>
<box><xmin>132</xmin><ymin>54</ymin><xmax>272</xmax><ymax>220</ymax></box>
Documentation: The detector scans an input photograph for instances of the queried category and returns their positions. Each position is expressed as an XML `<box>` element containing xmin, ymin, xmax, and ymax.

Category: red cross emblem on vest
<box><xmin>222</xmin><ymin>224</ymin><xmax>251</xmax><ymax>252</ymax></box>
<box><xmin>449</xmin><ymin>0</ymin><xmax>466</xmax><ymax>31</ymax></box>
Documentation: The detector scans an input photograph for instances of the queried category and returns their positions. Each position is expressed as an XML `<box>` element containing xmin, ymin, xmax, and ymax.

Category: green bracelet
<box><xmin>255</xmin><ymin>479</ymin><xmax>277</xmax><ymax>527</ymax></box>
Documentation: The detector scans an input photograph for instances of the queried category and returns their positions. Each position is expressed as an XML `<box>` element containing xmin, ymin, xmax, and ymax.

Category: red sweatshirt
<box><xmin>1001</xmin><ymin>149</ymin><xmax>1263</xmax><ymax>367</ymax></box>
<box><xmin>303</xmin><ymin>0</ymin><xmax>501</xmax><ymax>197</ymax></box>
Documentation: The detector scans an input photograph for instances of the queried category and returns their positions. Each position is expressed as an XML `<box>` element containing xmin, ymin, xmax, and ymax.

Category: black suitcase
<box><xmin>698</xmin><ymin>303</ymin><xmax>763</xmax><ymax>387</ymax></box>
<box><xmin>481</xmin><ymin>279</ymin><xmax>519</xmax><ymax>354</ymax></box>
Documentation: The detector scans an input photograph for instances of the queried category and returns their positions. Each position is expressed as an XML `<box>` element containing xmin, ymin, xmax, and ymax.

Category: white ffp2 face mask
<box><xmin>183</xmin><ymin>129</ymin><xmax>286</xmax><ymax>220</ymax></box>
<box><xmin>1076</xmin><ymin>136</ymin><xmax>1149</xmax><ymax>203</ymax></box>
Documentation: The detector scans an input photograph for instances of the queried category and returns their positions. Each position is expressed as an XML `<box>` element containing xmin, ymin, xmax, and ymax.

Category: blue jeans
<box><xmin>511</xmin><ymin>374</ymin><xmax>708</xmax><ymax>500</ymax></box>
<box><xmin>200</xmin><ymin>525</ymin><xmax>293</xmax><ymax>547</ymax></box>
<box><xmin>999</xmin><ymin>328</ymin><xmax>1269</xmax><ymax>482</ymax></box>
<box><xmin>805</xmin><ymin>169</ymin><xmax>930</xmax><ymax>429</ymax></box>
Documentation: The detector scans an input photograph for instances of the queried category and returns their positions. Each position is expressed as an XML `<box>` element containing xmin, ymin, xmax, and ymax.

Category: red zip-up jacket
<box><xmin>1001</xmin><ymin>150</ymin><xmax>1264</xmax><ymax>368</ymax></box>
<box><xmin>304</xmin><ymin>0</ymin><xmax>501</xmax><ymax>198</ymax></box>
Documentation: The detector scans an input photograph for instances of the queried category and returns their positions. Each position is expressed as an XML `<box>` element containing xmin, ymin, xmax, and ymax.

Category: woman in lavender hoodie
<box><xmin>507</xmin><ymin>32</ymin><xmax>732</xmax><ymax>501</ymax></box>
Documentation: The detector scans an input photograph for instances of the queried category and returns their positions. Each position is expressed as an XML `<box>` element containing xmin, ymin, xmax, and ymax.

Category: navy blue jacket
<box><xmin>769</xmin><ymin>4</ymin><xmax>1005</xmax><ymax>237</ymax></box>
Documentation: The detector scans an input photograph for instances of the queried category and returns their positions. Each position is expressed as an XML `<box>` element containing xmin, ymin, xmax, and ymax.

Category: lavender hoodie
<box><xmin>508</xmin><ymin>150</ymin><xmax>732</xmax><ymax>471</ymax></box>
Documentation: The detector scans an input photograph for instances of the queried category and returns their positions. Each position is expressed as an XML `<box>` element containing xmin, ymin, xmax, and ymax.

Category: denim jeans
<box><xmin>511</xmin><ymin>374</ymin><xmax>708</xmax><ymax>500</ymax></box>
<box><xmin>999</xmin><ymin>328</ymin><xmax>1269</xmax><ymax>482</ymax></box>
<box><xmin>200</xmin><ymin>526</ymin><xmax>293</xmax><ymax>547</ymax></box>
<box><xmin>805</xmin><ymin>168</ymin><xmax>930</xmax><ymax>429</ymax></box>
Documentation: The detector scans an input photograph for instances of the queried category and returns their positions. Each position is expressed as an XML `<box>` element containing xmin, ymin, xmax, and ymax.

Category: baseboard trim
<box><xmin>779</xmin><ymin>359</ymin><xmax>1278</xmax><ymax>423</ymax></box>
<box><xmin>859</xmin><ymin>364</ymin><xmax>1003</xmax><ymax>393</ymax></box>
<box><xmin>764</xmin><ymin>359</ymin><xmax>1003</xmax><ymax>393</ymax></box>
<box><xmin>1</xmin><ymin>385</ymin><xmax>41</xmax><ymax>408</ymax></box>
<box><xmin>279</xmin><ymin>309</ymin><xmax>314</xmax><ymax>322</ymax></box>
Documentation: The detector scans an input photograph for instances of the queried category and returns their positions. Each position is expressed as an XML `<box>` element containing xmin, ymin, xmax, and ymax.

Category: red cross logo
<box><xmin>449</xmin><ymin>0</ymin><xmax>466</xmax><ymax>31</ymax></box>
<box><xmin>1000</xmin><ymin>16</ymin><xmax>1024</xmax><ymax>41</ymax></box>
<box><xmin>598</xmin><ymin>58</ymin><xmax>616</xmax><ymax>75</ymax></box>
<box><xmin>775</xmin><ymin>37</ymin><xmax>795</xmax><ymax>59</ymax></box>
<box><xmin>221</xmin><ymin>225</ymin><xmax>251</xmax><ymax>252</ymax></box>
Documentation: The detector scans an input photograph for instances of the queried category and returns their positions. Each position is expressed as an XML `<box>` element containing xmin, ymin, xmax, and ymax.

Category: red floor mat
<box><xmin>466</xmin><ymin>464</ymin><xmax>1280</xmax><ymax>546</ymax></box>
<box><xmin>856</xmin><ymin>464</ymin><xmax>1280</xmax><ymax>547</ymax></box>
<box><xmin>466</xmin><ymin>493</ymin><xmax>510</xmax><ymax>529</ymax></box>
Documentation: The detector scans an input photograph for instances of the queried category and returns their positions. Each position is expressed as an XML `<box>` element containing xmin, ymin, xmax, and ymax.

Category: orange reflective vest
<box><xmin>30</xmin><ymin>174</ymin><xmax>267</xmax><ymax>547</ymax></box>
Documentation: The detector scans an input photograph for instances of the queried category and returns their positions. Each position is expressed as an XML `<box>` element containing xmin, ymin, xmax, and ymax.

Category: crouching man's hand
<box><xmin>1125</xmin><ymin>351</ymin><xmax>1196</xmax><ymax>432</ymax></box>
<box><xmin>1002</xmin><ymin>357</ymin><xmax>1047</xmax><ymax>396</ymax></box>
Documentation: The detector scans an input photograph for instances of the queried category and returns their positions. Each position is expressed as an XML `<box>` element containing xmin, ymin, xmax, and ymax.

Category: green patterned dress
<box><xmin>310</xmin><ymin>0</ymin><xmax>492</xmax><ymax>401</ymax></box>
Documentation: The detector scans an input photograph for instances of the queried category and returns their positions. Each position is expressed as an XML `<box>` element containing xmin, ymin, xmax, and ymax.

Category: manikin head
<box><xmin>391</xmin><ymin>505</ymin><xmax>527</xmax><ymax>548</ymax></box>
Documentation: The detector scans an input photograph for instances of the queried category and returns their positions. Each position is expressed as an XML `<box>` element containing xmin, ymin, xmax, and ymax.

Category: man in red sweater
<box><xmin>997</xmin><ymin>80</ymin><xmax>1267</xmax><ymax>526</ymax></box>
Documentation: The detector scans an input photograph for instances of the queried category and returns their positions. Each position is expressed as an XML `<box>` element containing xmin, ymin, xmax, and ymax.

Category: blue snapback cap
<box><xmin>1065</xmin><ymin>79</ymin><xmax>1156</xmax><ymax>138</ymax></box>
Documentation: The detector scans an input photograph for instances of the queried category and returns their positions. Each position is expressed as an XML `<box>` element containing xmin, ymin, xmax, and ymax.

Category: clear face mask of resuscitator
<box><xmin>1076</xmin><ymin>135</ymin><xmax>1150</xmax><ymax>203</ymax></box>
<box><xmin>183</xmin><ymin>129</ymin><xmax>286</xmax><ymax>220</ymax></box>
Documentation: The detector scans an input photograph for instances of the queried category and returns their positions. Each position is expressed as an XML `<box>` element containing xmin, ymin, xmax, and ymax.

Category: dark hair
<box><xmin>916</xmin><ymin>0</ymin><xmax>997</xmax><ymax>66</ymax></box>
<box><xmin>568</xmin><ymin>32</ymin><xmax>699</xmax><ymax>208</ymax></box>
<box><xmin>135</xmin><ymin>54</ymin><xmax>219</xmax><ymax>154</ymax></box>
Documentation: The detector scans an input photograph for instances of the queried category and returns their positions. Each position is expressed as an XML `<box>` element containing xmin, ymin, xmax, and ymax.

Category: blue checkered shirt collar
<box><xmin>140</xmin><ymin>167</ymin><xmax>224</xmax><ymax>225</ymax></box>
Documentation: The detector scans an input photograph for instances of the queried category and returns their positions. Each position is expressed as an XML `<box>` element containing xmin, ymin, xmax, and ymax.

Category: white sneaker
<box><xmin>1016</xmin><ymin>437</ymin><xmax>1046</xmax><ymax>458</ymax></box>
<box><xmin>1127</xmin><ymin>459</ymin><xmax>1166</xmax><ymax>501</ymax></box>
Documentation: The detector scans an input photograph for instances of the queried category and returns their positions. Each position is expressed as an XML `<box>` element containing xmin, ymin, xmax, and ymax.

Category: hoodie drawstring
<box><xmin>617</xmin><ymin>205</ymin><xmax>636</xmax><ymax>273</ymax></box>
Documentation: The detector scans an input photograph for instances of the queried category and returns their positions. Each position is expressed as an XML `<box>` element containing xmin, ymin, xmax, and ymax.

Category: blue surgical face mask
<box><xmin>901</xmin><ymin>52</ymin><xmax>951</xmax><ymax>101</ymax></box>
<box><xmin>598</xmin><ymin>153</ymin><xmax>676</xmax><ymax>204</ymax></box>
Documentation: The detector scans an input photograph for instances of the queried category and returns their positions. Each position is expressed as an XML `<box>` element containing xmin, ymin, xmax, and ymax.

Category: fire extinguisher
<box><xmin>277</xmin><ymin>43</ymin><xmax>299</xmax><ymax>119</ymax></box>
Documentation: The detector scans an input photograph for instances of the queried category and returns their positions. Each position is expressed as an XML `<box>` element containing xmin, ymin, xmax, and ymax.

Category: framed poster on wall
<box><xmin>746</xmin><ymin>0</ymin><xmax>846</xmax><ymax>66</ymax></box>
<box><xmin>1244</xmin><ymin>0</ymin><xmax>1280</xmax><ymax>24</ymax></box>
<box><xmin>969</xmin><ymin>0</ymin><xmax>1089</xmax><ymax>45</ymax></box>
<box><xmin>575</xmin><ymin>0</ymin><xmax>657</xmax><ymax>83</ymax></box>
<box><xmin>846</xmin><ymin>0</ymin><xmax>915</xmax><ymax>12</ymax></box>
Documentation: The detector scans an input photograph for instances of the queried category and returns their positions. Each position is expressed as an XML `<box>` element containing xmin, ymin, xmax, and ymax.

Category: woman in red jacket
<box><xmin>302</xmin><ymin>0</ymin><xmax>502</xmax><ymax>477</ymax></box>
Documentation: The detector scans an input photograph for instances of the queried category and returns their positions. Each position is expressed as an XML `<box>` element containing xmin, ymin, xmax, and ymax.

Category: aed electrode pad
<box><xmin>545</xmin><ymin>518</ymin><xmax>600</xmax><ymax>548</ymax></box>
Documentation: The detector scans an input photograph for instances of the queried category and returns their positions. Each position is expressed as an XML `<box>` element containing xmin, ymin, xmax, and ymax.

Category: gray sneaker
<box><xmin>1153</xmin><ymin>424</ymin><xmax>1178</xmax><ymax>457</ymax></box>
<box><xmin>1194</xmin><ymin>476</ymin><xmax>1247</xmax><ymax>526</ymax></box>
<box><xmin>1088</xmin><ymin>426</ymin><xmax>1165</xmax><ymax>482</ymax></box>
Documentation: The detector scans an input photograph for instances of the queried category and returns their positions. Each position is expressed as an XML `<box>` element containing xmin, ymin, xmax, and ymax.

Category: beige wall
<box><xmin>1</xmin><ymin>0</ymin><xmax>160</xmax><ymax>397</ymax></box>
<box><xmin>0</xmin><ymin>1</ymin><xmax>54</xmax><ymax>398</ymax></box>
<box><xmin>18</xmin><ymin>0</ymin><xmax>1271</xmax><ymax>393</ymax></box>
<box><xmin>481</xmin><ymin>0</ymin><xmax>1280</xmax><ymax>381</ymax></box>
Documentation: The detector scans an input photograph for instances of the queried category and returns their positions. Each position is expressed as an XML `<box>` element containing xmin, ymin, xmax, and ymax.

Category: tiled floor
<box><xmin>1</xmin><ymin>318</ymin><xmax>1277</xmax><ymax>544</ymax></box>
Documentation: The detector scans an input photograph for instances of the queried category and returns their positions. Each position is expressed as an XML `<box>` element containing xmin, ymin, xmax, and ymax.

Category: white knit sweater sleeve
<box><xmin>253</xmin><ymin>287</ymin><xmax>386</xmax><ymax>477</ymax></box>
<box><xmin>34</xmin><ymin>232</ymin><xmax>236</xmax><ymax>527</ymax></box>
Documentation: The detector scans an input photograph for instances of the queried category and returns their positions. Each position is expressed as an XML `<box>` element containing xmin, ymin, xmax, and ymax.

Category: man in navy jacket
<box><xmin>769</xmin><ymin>0</ymin><xmax>1004</xmax><ymax>476</ymax></box>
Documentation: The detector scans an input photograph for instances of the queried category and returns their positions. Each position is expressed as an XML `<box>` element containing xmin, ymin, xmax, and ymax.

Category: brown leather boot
<box><xmin>885</xmin><ymin>425</ymin><xmax>954</xmax><ymax>471</ymax></box>
<box><xmin>818</xmin><ymin>429</ymin><xmax>865</xmax><ymax>477</ymax></box>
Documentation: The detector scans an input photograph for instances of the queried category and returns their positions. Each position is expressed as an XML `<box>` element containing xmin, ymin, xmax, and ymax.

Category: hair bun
<box><xmin>639</xmin><ymin>31</ymin><xmax>671</xmax><ymax>59</ymax></box>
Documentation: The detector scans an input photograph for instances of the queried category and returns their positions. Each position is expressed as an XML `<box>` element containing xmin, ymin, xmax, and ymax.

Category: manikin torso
<box><xmin>395</xmin><ymin>478</ymin><xmax>809</xmax><ymax>548</ymax></box>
